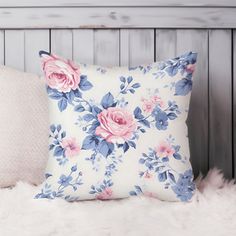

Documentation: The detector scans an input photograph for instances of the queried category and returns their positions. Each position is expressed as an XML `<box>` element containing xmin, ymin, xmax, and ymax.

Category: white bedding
<box><xmin>0</xmin><ymin>169</ymin><xmax>235</xmax><ymax>236</ymax></box>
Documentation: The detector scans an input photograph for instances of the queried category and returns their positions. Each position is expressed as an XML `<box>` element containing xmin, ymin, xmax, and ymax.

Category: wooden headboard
<box><xmin>1</xmin><ymin>0</ymin><xmax>236</xmax><ymax>178</ymax></box>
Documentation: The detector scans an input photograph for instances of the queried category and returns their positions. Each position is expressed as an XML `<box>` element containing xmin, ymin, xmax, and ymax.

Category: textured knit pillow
<box><xmin>0</xmin><ymin>66</ymin><xmax>48</xmax><ymax>187</ymax></box>
<box><xmin>36</xmin><ymin>51</ymin><xmax>197</xmax><ymax>202</ymax></box>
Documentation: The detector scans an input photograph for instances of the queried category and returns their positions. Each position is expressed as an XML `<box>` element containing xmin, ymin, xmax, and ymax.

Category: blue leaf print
<box><xmin>158</xmin><ymin>172</ymin><xmax>167</xmax><ymax>182</ymax></box>
<box><xmin>73</xmin><ymin>89</ymin><xmax>82</xmax><ymax>98</ymax></box>
<box><xmin>58</xmin><ymin>98</ymin><xmax>68</xmax><ymax>112</ymax></box>
<box><xmin>81</xmin><ymin>135</ymin><xmax>97</xmax><ymax>150</ymax></box>
<box><xmin>120</xmin><ymin>76</ymin><xmax>126</xmax><ymax>83</ymax></box>
<box><xmin>123</xmin><ymin>142</ymin><xmax>129</xmax><ymax>152</ymax></box>
<box><xmin>91</xmin><ymin>106</ymin><xmax>102</xmax><ymax>116</ymax></box>
<box><xmin>168</xmin><ymin>172</ymin><xmax>176</xmax><ymax>183</ymax></box>
<box><xmin>79</xmin><ymin>75</ymin><xmax>93</xmax><ymax>91</ymax></box>
<box><xmin>134</xmin><ymin>107</ymin><xmax>144</xmax><ymax>119</ymax></box>
<box><xmin>166</xmin><ymin>65</ymin><xmax>179</xmax><ymax>77</ymax></box>
<box><xmin>128</xmin><ymin>141</ymin><xmax>136</xmax><ymax>148</ymax></box>
<box><xmin>134</xmin><ymin>185</ymin><xmax>143</xmax><ymax>193</ymax></box>
<box><xmin>138</xmin><ymin>119</ymin><xmax>150</xmax><ymax>128</ymax></box>
<box><xmin>173</xmin><ymin>153</ymin><xmax>181</xmax><ymax>160</ymax></box>
<box><xmin>53</xmin><ymin>146</ymin><xmax>64</xmax><ymax>157</ymax></box>
<box><xmin>175</xmin><ymin>78</ymin><xmax>192</xmax><ymax>96</ymax></box>
<box><xmin>49</xmin><ymin>92</ymin><xmax>63</xmax><ymax>100</ymax></box>
<box><xmin>83</xmin><ymin>114</ymin><xmax>95</xmax><ymax>122</ymax></box>
<box><xmin>56</xmin><ymin>125</ymin><xmax>62</xmax><ymax>132</ymax></box>
<box><xmin>71</xmin><ymin>165</ymin><xmax>77</xmax><ymax>172</ymax></box>
<box><xmin>127</xmin><ymin>76</ymin><xmax>133</xmax><ymax>83</ymax></box>
<box><xmin>167</xmin><ymin>112</ymin><xmax>177</xmax><ymax>120</ymax></box>
<box><xmin>50</xmin><ymin>124</ymin><xmax>56</xmax><ymax>133</ymax></box>
<box><xmin>101</xmin><ymin>92</ymin><xmax>115</xmax><ymax>109</ymax></box>
<box><xmin>129</xmin><ymin>185</ymin><xmax>143</xmax><ymax>196</ymax></box>
<box><xmin>74</xmin><ymin>104</ymin><xmax>85</xmax><ymax>112</ymax></box>
<box><xmin>132</xmin><ymin>83</ymin><xmax>141</xmax><ymax>89</ymax></box>
<box><xmin>97</xmin><ymin>140</ymin><xmax>114</xmax><ymax>157</ymax></box>
<box><xmin>129</xmin><ymin>191</ymin><xmax>137</xmax><ymax>196</ymax></box>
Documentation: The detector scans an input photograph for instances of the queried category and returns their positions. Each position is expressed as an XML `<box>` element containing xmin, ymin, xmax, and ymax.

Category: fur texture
<box><xmin>0</xmin><ymin>169</ymin><xmax>235</xmax><ymax>236</ymax></box>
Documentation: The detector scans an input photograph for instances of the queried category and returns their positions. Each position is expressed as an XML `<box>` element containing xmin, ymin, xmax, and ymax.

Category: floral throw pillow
<box><xmin>36</xmin><ymin>51</ymin><xmax>197</xmax><ymax>202</ymax></box>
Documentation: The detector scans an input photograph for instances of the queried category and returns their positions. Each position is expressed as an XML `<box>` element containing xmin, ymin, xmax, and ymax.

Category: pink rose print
<box><xmin>151</xmin><ymin>95</ymin><xmax>164</xmax><ymax>108</ymax></box>
<box><xmin>144</xmin><ymin>192</ymin><xmax>155</xmax><ymax>198</ymax></box>
<box><xmin>61</xmin><ymin>138</ymin><xmax>80</xmax><ymax>157</ymax></box>
<box><xmin>142</xmin><ymin>99</ymin><xmax>155</xmax><ymax>113</ymax></box>
<box><xmin>186</xmin><ymin>64</ymin><xmax>196</xmax><ymax>74</ymax></box>
<box><xmin>95</xmin><ymin>107</ymin><xmax>137</xmax><ymax>144</ymax></box>
<box><xmin>155</xmin><ymin>141</ymin><xmax>174</xmax><ymax>158</ymax></box>
<box><xmin>96</xmin><ymin>188</ymin><xmax>113</xmax><ymax>200</ymax></box>
<box><xmin>141</xmin><ymin>96</ymin><xmax>164</xmax><ymax>113</ymax></box>
<box><xmin>41</xmin><ymin>54</ymin><xmax>81</xmax><ymax>93</ymax></box>
<box><xmin>144</xmin><ymin>172</ymin><xmax>153</xmax><ymax>179</ymax></box>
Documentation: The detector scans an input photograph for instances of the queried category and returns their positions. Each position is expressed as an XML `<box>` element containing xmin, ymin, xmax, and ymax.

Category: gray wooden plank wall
<box><xmin>0</xmin><ymin>29</ymin><xmax>235</xmax><ymax>179</ymax></box>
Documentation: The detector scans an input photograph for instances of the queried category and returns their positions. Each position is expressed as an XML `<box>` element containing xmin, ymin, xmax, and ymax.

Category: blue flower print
<box><xmin>35</xmin><ymin>165</ymin><xmax>83</xmax><ymax>201</ymax></box>
<box><xmin>138</xmin><ymin>138</ymin><xmax>194</xmax><ymax>201</ymax></box>
<box><xmin>171</xmin><ymin>169</ymin><xmax>195</xmax><ymax>201</ymax></box>
<box><xmin>154</xmin><ymin>110</ymin><xmax>168</xmax><ymax>130</ymax></box>
<box><xmin>58</xmin><ymin>175</ymin><xmax>73</xmax><ymax>187</ymax></box>
<box><xmin>134</xmin><ymin>97</ymin><xmax>180</xmax><ymax>132</ymax></box>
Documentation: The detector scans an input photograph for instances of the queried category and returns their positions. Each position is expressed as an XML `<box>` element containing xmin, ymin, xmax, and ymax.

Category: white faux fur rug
<box><xmin>0</xmin><ymin>169</ymin><xmax>236</xmax><ymax>236</ymax></box>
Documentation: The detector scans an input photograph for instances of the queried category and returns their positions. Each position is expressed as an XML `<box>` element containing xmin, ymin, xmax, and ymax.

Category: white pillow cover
<box><xmin>0</xmin><ymin>66</ymin><xmax>48</xmax><ymax>187</ymax></box>
<box><xmin>36</xmin><ymin>51</ymin><xmax>197</xmax><ymax>202</ymax></box>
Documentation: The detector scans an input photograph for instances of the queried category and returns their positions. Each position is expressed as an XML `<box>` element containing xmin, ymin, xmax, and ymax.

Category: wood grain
<box><xmin>72</xmin><ymin>29</ymin><xmax>94</xmax><ymax>64</ymax></box>
<box><xmin>0</xmin><ymin>0</ymin><xmax>235</xmax><ymax>7</ymax></box>
<box><xmin>5</xmin><ymin>30</ymin><xmax>25</xmax><ymax>70</ymax></box>
<box><xmin>51</xmin><ymin>30</ymin><xmax>73</xmax><ymax>59</ymax></box>
<box><xmin>120</xmin><ymin>29</ymin><xmax>154</xmax><ymax>67</ymax></box>
<box><xmin>156</xmin><ymin>30</ymin><xmax>177</xmax><ymax>61</ymax></box>
<box><xmin>24</xmin><ymin>30</ymin><xmax>49</xmax><ymax>75</ymax></box>
<box><xmin>0</xmin><ymin>7</ymin><xmax>236</xmax><ymax>29</ymax></box>
<box><xmin>209</xmin><ymin>30</ymin><xmax>233</xmax><ymax>179</ymax></box>
<box><xmin>94</xmin><ymin>29</ymin><xmax>119</xmax><ymax>66</ymax></box>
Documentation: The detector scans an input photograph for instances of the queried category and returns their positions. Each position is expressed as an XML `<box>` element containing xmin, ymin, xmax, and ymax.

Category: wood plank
<box><xmin>209</xmin><ymin>30</ymin><xmax>232</xmax><ymax>179</ymax></box>
<box><xmin>94</xmin><ymin>29</ymin><xmax>119</xmax><ymax>66</ymax></box>
<box><xmin>156</xmin><ymin>30</ymin><xmax>177</xmax><ymax>61</ymax></box>
<box><xmin>0</xmin><ymin>7</ymin><xmax>236</xmax><ymax>29</ymax></box>
<box><xmin>0</xmin><ymin>0</ymin><xmax>235</xmax><ymax>7</ymax></box>
<box><xmin>72</xmin><ymin>29</ymin><xmax>94</xmax><ymax>64</ymax></box>
<box><xmin>120</xmin><ymin>29</ymin><xmax>154</xmax><ymax>67</ymax></box>
<box><xmin>24</xmin><ymin>30</ymin><xmax>50</xmax><ymax>75</ymax></box>
<box><xmin>5</xmin><ymin>30</ymin><xmax>25</xmax><ymax>71</ymax></box>
<box><xmin>0</xmin><ymin>30</ymin><xmax>4</xmax><ymax>65</ymax></box>
<box><xmin>234</xmin><ymin>30</ymin><xmax>236</xmax><ymax>179</ymax></box>
<box><xmin>51</xmin><ymin>30</ymin><xmax>73</xmax><ymax>59</ymax></box>
<box><xmin>119</xmin><ymin>29</ymin><xmax>129</xmax><ymax>66</ymax></box>
<box><xmin>176</xmin><ymin>30</ymin><xmax>209</xmax><ymax>177</ymax></box>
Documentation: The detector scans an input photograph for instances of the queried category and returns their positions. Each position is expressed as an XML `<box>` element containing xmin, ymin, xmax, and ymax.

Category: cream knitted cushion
<box><xmin>0</xmin><ymin>66</ymin><xmax>48</xmax><ymax>187</ymax></box>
